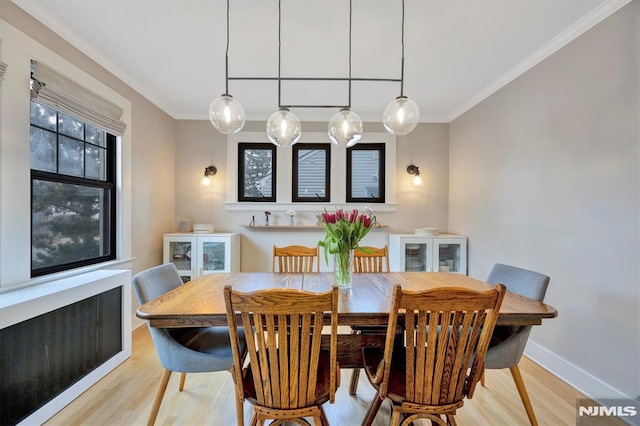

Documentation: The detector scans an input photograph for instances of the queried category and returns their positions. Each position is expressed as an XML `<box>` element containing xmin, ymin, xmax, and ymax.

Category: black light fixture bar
<box><xmin>281</xmin><ymin>104</ymin><xmax>349</xmax><ymax>109</ymax></box>
<box><xmin>224</xmin><ymin>0</ymin><xmax>405</xmax><ymax>110</ymax></box>
<box><xmin>228</xmin><ymin>77</ymin><xmax>402</xmax><ymax>82</ymax></box>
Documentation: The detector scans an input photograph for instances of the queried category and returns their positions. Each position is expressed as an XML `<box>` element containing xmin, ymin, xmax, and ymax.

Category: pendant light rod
<box><xmin>224</xmin><ymin>0</ymin><xmax>230</xmax><ymax>95</ymax></box>
<box><xmin>278</xmin><ymin>0</ymin><xmax>282</xmax><ymax>107</ymax></box>
<box><xmin>400</xmin><ymin>0</ymin><xmax>405</xmax><ymax>97</ymax></box>
<box><xmin>348</xmin><ymin>0</ymin><xmax>352</xmax><ymax>108</ymax></box>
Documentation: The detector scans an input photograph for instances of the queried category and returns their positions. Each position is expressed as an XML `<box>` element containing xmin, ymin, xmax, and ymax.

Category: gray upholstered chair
<box><xmin>483</xmin><ymin>263</ymin><xmax>550</xmax><ymax>426</ymax></box>
<box><xmin>132</xmin><ymin>263</ymin><xmax>245</xmax><ymax>425</ymax></box>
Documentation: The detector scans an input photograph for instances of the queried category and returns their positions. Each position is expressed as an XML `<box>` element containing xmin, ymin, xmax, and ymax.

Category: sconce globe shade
<box><xmin>383</xmin><ymin>96</ymin><xmax>420</xmax><ymax>136</ymax></box>
<box><xmin>209</xmin><ymin>94</ymin><xmax>246</xmax><ymax>134</ymax></box>
<box><xmin>328</xmin><ymin>108</ymin><xmax>363</xmax><ymax>147</ymax></box>
<box><xmin>266</xmin><ymin>108</ymin><xmax>302</xmax><ymax>147</ymax></box>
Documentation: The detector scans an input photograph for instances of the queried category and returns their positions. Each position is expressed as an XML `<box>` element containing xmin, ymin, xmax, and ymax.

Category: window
<box><xmin>30</xmin><ymin>101</ymin><xmax>116</xmax><ymax>277</ymax></box>
<box><xmin>238</xmin><ymin>143</ymin><xmax>277</xmax><ymax>202</ymax></box>
<box><xmin>292</xmin><ymin>143</ymin><xmax>330</xmax><ymax>202</ymax></box>
<box><xmin>227</xmin><ymin>132</ymin><xmax>396</xmax><ymax>211</ymax></box>
<box><xmin>347</xmin><ymin>143</ymin><xmax>385</xmax><ymax>203</ymax></box>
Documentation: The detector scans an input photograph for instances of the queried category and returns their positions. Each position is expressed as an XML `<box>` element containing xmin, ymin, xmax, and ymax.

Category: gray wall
<box><xmin>449</xmin><ymin>1</ymin><xmax>639</xmax><ymax>397</ymax></box>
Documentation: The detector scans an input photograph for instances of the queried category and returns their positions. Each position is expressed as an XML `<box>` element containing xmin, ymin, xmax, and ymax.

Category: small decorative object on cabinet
<box><xmin>163</xmin><ymin>233</ymin><xmax>240</xmax><ymax>282</ymax></box>
<box><xmin>389</xmin><ymin>233</ymin><xmax>467</xmax><ymax>274</ymax></box>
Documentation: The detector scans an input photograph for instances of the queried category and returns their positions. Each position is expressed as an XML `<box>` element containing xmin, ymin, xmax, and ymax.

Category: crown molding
<box><xmin>13</xmin><ymin>0</ymin><xmax>175</xmax><ymax>117</ymax></box>
<box><xmin>447</xmin><ymin>0</ymin><xmax>632</xmax><ymax>122</ymax></box>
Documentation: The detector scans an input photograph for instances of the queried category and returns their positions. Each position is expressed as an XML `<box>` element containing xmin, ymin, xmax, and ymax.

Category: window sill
<box><xmin>225</xmin><ymin>202</ymin><xmax>398</xmax><ymax>212</ymax></box>
<box><xmin>0</xmin><ymin>258</ymin><xmax>134</xmax><ymax>294</ymax></box>
<box><xmin>239</xmin><ymin>224</ymin><xmax>389</xmax><ymax>230</ymax></box>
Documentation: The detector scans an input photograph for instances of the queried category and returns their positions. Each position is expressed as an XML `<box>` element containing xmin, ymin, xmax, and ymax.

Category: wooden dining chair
<box><xmin>361</xmin><ymin>284</ymin><xmax>506</xmax><ymax>426</ymax></box>
<box><xmin>349</xmin><ymin>245</ymin><xmax>390</xmax><ymax>395</ymax></box>
<box><xmin>132</xmin><ymin>264</ymin><xmax>246</xmax><ymax>425</ymax></box>
<box><xmin>272</xmin><ymin>244</ymin><xmax>319</xmax><ymax>273</ymax></box>
<box><xmin>353</xmin><ymin>245</ymin><xmax>390</xmax><ymax>273</ymax></box>
<box><xmin>481</xmin><ymin>263</ymin><xmax>550</xmax><ymax>426</ymax></box>
<box><xmin>224</xmin><ymin>285</ymin><xmax>339</xmax><ymax>426</ymax></box>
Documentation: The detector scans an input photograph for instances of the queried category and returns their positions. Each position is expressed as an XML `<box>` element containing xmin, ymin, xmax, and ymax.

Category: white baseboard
<box><xmin>525</xmin><ymin>340</ymin><xmax>631</xmax><ymax>400</ymax></box>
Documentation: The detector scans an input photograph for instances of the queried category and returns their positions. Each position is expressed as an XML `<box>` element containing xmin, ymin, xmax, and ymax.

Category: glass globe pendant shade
<box><xmin>383</xmin><ymin>95</ymin><xmax>420</xmax><ymax>136</ymax></box>
<box><xmin>328</xmin><ymin>108</ymin><xmax>363</xmax><ymax>147</ymax></box>
<box><xmin>209</xmin><ymin>94</ymin><xmax>246</xmax><ymax>135</ymax></box>
<box><xmin>266</xmin><ymin>107</ymin><xmax>302</xmax><ymax>147</ymax></box>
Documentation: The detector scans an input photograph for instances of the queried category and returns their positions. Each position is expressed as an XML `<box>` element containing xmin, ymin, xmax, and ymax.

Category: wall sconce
<box><xmin>201</xmin><ymin>165</ymin><xmax>217</xmax><ymax>187</ymax></box>
<box><xmin>407</xmin><ymin>164</ymin><xmax>424</xmax><ymax>187</ymax></box>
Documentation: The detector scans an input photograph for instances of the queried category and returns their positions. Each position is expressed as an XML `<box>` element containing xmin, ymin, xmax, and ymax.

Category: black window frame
<box><xmin>30</xmin><ymin>106</ymin><xmax>117</xmax><ymax>277</ymax></box>
<box><xmin>237</xmin><ymin>142</ymin><xmax>277</xmax><ymax>202</ymax></box>
<box><xmin>346</xmin><ymin>142</ymin><xmax>386</xmax><ymax>203</ymax></box>
<box><xmin>292</xmin><ymin>143</ymin><xmax>331</xmax><ymax>203</ymax></box>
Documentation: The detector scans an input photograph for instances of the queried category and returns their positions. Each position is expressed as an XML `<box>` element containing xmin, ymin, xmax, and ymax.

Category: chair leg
<box><xmin>147</xmin><ymin>369</ymin><xmax>172</xmax><ymax>426</ymax></box>
<box><xmin>179</xmin><ymin>372</ymin><xmax>187</xmax><ymax>391</ymax></box>
<box><xmin>390</xmin><ymin>409</ymin><xmax>402</xmax><ymax>426</ymax></box>
<box><xmin>481</xmin><ymin>371</ymin><xmax>485</xmax><ymax>387</ymax></box>
<box><xmin>234</xmin><ymin>392</ymin><xmax>244</xmax><ymax>426</ymax></box>
<box><xmin>361</xmin><ymin>391</ymin><xmax>384</xmax><ymax>426</ymax></box>
<box><xmin>320</xmin><ymin>406</ymin><xmax>330</xmax><ymax>425</ymax></box>
<box><xmin>509</xmin><ymin>364</ymin><xmax>539</xmax><ymax>426</ymax></box>
<box><xmin>349</xmin><ymin>368</ymin><xmax>361</xmax><ymax>395</ymax></box>
<box><xmin>349</xmin><ymin>327</ymin><xmax>361</xmax><ymax>395</ymax></box>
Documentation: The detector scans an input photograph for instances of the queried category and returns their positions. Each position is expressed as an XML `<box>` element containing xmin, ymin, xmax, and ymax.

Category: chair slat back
<box><xmin>353</xmin><ymin>246</ymin><xmax>390</xmax><ymax>273</ymax></box>
<box><xmin>224</xmin><ymin>286</ymin><xmax>339</xmax><ymax>409</ymax></box>
<box><xmin>380</xmin><ymin>285</ymin><xmax>506</xmax><ymax>406</ymax></box>
<box><xmin>272</xmin><ymin>245</ymin><xmax>319</xmax><ymax>273</ymax></box>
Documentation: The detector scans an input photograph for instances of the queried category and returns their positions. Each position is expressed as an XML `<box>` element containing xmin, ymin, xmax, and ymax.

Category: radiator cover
<box><xmin>0</xmin><ymin>286</ymin><xmax>122</xmax><ymax>426</ymax></box>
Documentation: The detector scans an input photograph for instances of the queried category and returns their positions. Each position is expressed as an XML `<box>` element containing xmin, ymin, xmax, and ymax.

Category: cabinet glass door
<box><xmin>168</xmin><ymin>241</ymin><xmax>192</xmax><ymax>273</ymax></box>
<box><xmin>435</xmin><ymin>241</ymin><xmax>463</xmax><ymax>273</ymax></box>
<box><xmin>202</xmin><ymin>241</ymin><xmax>226</xmax><ymax>272</ymax></box>
<box><xmin>404</xmin><ymin>243</ymin><xmax>428</xmax><ymax>272</ymax></box>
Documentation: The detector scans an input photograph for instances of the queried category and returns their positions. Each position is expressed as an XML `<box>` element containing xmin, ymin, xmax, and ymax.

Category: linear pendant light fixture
<box><xmin>209</xmin><ymin>0</ymin><xmax>420</xmax><ymax>145</ymax></box>
<box><xmin>208</xmin><ymin>0</ymin><xmax>245</xmax><ymax>134</ymax></box>
<box><xmin>265</xmin><ymin>0</ymin><xmax>301</xmax><ymax>146</ymax></box>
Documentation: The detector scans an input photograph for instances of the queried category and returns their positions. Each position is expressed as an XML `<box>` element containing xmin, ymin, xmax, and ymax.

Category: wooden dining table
<box><xmin>137</xmin><ymin>272</ymin><xmax>557</xmax><ymax>368</ymax></box>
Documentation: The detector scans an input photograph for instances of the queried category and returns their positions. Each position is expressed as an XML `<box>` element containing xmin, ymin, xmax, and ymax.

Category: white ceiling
<box><xmin>13</xmin><ymin>0</ymin><xmax>628</xmax><ymax>123</ymax></box>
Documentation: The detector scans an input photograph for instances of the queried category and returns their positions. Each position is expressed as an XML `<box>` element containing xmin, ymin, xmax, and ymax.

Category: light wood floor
<box><xmin>45</xmin><ymin>326</ymin><xmax>588</xmax><ymax>426</ymax></box>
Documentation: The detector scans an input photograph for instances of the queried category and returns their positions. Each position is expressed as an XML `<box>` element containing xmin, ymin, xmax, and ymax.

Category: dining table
<box><xmin>136</xmin><ymin>271</ymin><xmax>557</xmax><ymax>368</ymax></box>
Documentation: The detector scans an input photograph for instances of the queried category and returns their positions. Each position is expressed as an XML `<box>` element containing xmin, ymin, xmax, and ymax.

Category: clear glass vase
<box><xmin>333</xmin><ymin>250</ymin><xmax>354</xmax><ymax>289</ymax></box>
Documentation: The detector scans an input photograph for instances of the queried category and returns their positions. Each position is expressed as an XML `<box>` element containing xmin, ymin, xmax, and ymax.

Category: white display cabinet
<box><xmin>389</xmin><ymin>234</ymin><xmax>467</xmax><ymax>275</ymax></box>
<box><xmin>163</xmin><ymin>233</ymin><xmax>240</xmax><ymax>282</ymax></box>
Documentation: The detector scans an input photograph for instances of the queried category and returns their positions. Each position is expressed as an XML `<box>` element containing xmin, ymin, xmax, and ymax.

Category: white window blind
<box><xmin>30</xmin><ymin>61</ymin><xmax>126</xmax><ymax>136</ymax></box>
<box><xmin>0</xmin><ymin>61</ymin><xmax>7</xmax><ymax>81</ymax></box>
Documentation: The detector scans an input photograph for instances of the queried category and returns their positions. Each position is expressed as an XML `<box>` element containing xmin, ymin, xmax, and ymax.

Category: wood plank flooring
<box><xmin>44</xmin><ymin>326</ymin><xmax>593</xmax><ymax>425</ymax></box>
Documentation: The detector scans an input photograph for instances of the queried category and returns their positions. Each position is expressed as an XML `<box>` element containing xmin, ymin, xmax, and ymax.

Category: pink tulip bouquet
<box><xmin>318</xmin><ymin>208</ymin><xmax>375</xmax><ymax>287</ymax></box>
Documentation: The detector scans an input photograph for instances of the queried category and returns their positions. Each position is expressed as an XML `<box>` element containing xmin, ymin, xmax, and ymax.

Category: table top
<box><xmin>136</xmin><ymin>272</ymin><xmax>557</xmax><ymax>328</ymax></box>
